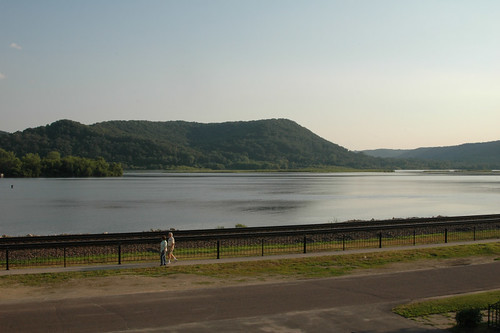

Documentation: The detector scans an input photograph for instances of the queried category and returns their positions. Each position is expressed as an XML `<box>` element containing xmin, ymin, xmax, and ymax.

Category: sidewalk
<box><xmin>2</xmin><ymin>238</ymin><xmax>498</xmax><ymax>276</ymax></box>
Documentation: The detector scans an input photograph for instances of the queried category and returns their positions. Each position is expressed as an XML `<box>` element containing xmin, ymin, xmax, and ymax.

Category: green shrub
<box><xmin>455</xmin><ymin>308</ymin><xmax>482</xmax><ymax>328</ymax></box>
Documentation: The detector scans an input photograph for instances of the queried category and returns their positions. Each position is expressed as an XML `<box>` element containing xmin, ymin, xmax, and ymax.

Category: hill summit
<box><xmin>0</xmin><ymin>119</ymin><xmax>386</xmax><ymax>170</ymax></box>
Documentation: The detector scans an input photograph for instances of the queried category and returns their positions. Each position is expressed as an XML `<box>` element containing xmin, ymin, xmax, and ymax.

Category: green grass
<box><xmin>1</xmin><ymin>242</ymin><xmax>499</xmax><ymax>287</ymax></box>
<box><xmin>393</xmin><ymin>290</ymin><xmax>500</xmax><ymax>318</ymax></box>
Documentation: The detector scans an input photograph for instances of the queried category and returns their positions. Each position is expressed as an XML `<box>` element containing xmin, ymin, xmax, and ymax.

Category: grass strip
<box><xmin>393</xmin><ymin>290</ymin><xmax>500</xmax><ymax>318</ymax></box>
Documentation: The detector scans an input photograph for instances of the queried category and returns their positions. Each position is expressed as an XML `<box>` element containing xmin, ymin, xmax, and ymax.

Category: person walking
<box><xmin>167</xmin><ymin>232</ymin><xmax>177</xmax><ymax>264</ymax></box>
<box><xmin>160</xmin><ymin>235</ymin><xmax>167</xmax><ymax>266</ymax></box>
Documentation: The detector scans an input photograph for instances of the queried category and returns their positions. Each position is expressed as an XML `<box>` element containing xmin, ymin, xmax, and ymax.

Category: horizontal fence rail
<box><xmin>1</xmin><ymin>214</ymin><xmax>500</xmax><ymax>270</ymax></box>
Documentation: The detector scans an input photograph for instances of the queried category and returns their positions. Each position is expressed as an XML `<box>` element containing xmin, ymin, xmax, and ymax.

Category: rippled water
<box><xmin>1</xmin><ymin>172</ymin><xmax>500</xmax><ymax>236</ymax></box>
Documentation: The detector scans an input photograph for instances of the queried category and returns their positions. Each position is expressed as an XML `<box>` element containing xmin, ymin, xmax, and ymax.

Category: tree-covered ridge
<box><xmin>0</xmin><ymin>119</ymin><xmax>392</xmax><ymax>170</ymax></box>
<box><xmin>0</xmin><ymin>149</ymin><xmax>123</xmax><ymax>177</ymax></box>
<box><xmin>1</xmin><ymin>118</ymin><xmax>497</xmax><ymax>170</ymax></box>
<box><xmin>362</xmin><ymin>140</ymin><xmax>500</xmax><ymax>170</ymax></box>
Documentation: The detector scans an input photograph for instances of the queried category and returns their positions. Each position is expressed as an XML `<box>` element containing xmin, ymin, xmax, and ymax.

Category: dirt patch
<box><xmin>349</xmin><ymin>256</ymin><xmax>496</xmax><ymax>276</ymax></box>
<box><xmin>410</xmin><ymin>310</ymin><xmax>493</xmax><ymax>331</ymax></box>
<box><xmin>0</xmin><ymin>273</ymin><xmax>293</xmax><ymax>304</ymax></box>
<box><xmin>410</xmin><ymin>312</ymin><xmax>456</xmax><ymax>330</ymax></box>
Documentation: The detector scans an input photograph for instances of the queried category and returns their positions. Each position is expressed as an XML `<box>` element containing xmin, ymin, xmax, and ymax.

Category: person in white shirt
<box><xmin>167</xmin><ymin>232</ymin><xmax>177</xmax><ymax>264</ymax></box>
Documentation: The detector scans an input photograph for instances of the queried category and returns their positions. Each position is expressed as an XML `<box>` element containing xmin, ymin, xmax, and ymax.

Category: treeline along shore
<box><xmin>0</xmin><ymin>148</ymin><xmax>123</xmax><ymax>177</ymax></box>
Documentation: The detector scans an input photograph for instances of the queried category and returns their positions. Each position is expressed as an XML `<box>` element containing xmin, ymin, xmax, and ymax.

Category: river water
<box><xmin>1</xmin><ymin>172</ymin><xmax>500</xmax><ymax>236</ymax></box>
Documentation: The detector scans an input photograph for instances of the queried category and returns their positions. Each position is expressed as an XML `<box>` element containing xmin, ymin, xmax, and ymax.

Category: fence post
<box><xmin>379</xmin><ymin>232</ymin><xmax>382</xmax><ymax>248</ymax></box>
<box><xmin>261</xmin><ymin>239</ymin><xmax>264</xmax><ymax>257</ymax></box>
<box><xmin>488</xmin><ymin>304</ymin><xmax>491</xmax><ymax>328</ymax></box>
<box><xmin>413</xmin><ymin>230</ymin><xmax>416</xmax><ymax>246</ymax></box>
<box><xmin>217</xmin><ymin>240</ymin><xmax>220</xmax><ymax>259</ymax></box>
<box><xmin>445</xmin><ymin>229</ymin><xmax>448</xmax><ymax>243</ymax></box>
<box><xmin>303</xmin><ymin>236</ymin><xmax>307</xmax><ymax>254</ymax></box>
<box><xmin>64</xmin><ymin>247</ymin><xmax>67</xmax><ymax>268</ymax></box>
<box><xmin>473</xmin><ymin>226</ymin><xmax>476</xmax><ymax>241</ymax></box>
<box><xmin>5</xmin><ymin>249</ymin><xmax>9</xmax><ymax>271</ymax></box>
<box><xmin>342</xmin><ymin>235</ymin><xmax>345</xmax><ymax>251</ymax></box>
<box><xmin>118</xmin><ymin>244</ymin><xmax>122</xmax><ymax>265</ymax></box>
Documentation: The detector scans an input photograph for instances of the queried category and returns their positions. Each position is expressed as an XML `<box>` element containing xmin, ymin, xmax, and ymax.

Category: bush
<box><xmin>455</xmin><ymin>308</ymin><xmax>482</xmax><ymax>328</ymax></box>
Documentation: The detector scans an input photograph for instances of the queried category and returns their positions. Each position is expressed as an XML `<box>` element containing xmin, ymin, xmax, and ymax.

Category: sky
<box><xmin>1</xmin><ymin>0</ymin><xmax>499</xmax><ymax>150</ymax></box>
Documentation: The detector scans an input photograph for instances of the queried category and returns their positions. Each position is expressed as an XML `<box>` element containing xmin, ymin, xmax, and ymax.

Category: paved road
<box><xmin>1</xmin><ymin>260</ymin><xmax>499</xmax><ymax>332</ymax></box>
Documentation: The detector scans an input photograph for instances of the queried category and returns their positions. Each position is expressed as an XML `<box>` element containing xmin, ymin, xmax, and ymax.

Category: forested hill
<box><xmin>0</xmin><ymin>119</ymin><xmax>392</xmax><ymax>170</ymax></box>
<box><xmin>363</xmin><ymin>140</ymin><xmax>500</xmax><ymax>170</ymax></box>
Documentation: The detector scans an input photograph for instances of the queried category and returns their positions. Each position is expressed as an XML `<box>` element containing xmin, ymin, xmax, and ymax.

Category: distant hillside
<box><xmin>0</xmin><ymin>130</ymin><xmax>9</xmax><ymax>136</ymax></box>
<box><xmin>0</xmin><ymin>119</ymin><xmax>392</xmax><ymax>170</ymax></box>
<box><xmin>361</xmin><ymin>149</ymin><xmax>412</xmax><ymax>159</ymax></box>
<box><xmin>363</xmin><ymin>141</ymin><xmax>500</xmax><ymax>169</ymax></box>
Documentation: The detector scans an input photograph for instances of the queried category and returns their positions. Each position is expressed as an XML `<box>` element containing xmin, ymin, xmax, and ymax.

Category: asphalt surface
<box><xmin>1</xmin><ymin>241</ymin><xmax>500</xmax><ymax>333</ymax></box>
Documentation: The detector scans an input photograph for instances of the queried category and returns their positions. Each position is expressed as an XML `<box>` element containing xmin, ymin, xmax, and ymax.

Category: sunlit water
<box><xmin>1</xmin><ymin>172</ymin><xmax>500</xmax><ymax>236</ymax></box>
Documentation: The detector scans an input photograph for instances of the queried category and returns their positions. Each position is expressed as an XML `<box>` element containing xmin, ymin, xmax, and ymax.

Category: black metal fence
<box><xmin>1</xmin><ymin>216</ymin><xmax>500</xmax><ymax>270</ymax></box>
<box><xmin>489</xmin><ymin>301</ymin><xmax>500</xmax><ymax>330</ymax></box>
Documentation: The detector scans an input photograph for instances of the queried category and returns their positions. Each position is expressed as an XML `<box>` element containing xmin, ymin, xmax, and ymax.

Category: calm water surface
<box><xmin>1</xmin><ymin>172</ymin><xmax>500</xmax><ymax>236</ymax></box>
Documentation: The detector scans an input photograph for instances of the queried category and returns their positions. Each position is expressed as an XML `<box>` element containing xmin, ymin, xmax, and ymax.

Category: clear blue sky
<box><xmin>1</xmin><ymin>0</ymin><xmax>499</xmax><ymax>150</ymax></box>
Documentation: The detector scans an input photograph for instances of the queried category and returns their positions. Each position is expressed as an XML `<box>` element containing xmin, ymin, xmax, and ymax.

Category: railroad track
<box><xmin>2</xmin><ymin>213</ymin><xmax>500</xmax><ymax>245</ymax></box>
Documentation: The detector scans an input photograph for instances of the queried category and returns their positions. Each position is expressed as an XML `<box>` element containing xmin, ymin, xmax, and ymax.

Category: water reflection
<box><xmin>1</xmin><ymin>172</ymin><xmax>500</xmax><ymax>236</ymax></box>
<box><xmin>239</xmin><ymin>200</ymin><xmax>305</xmax><ymax>213</ymax></box>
